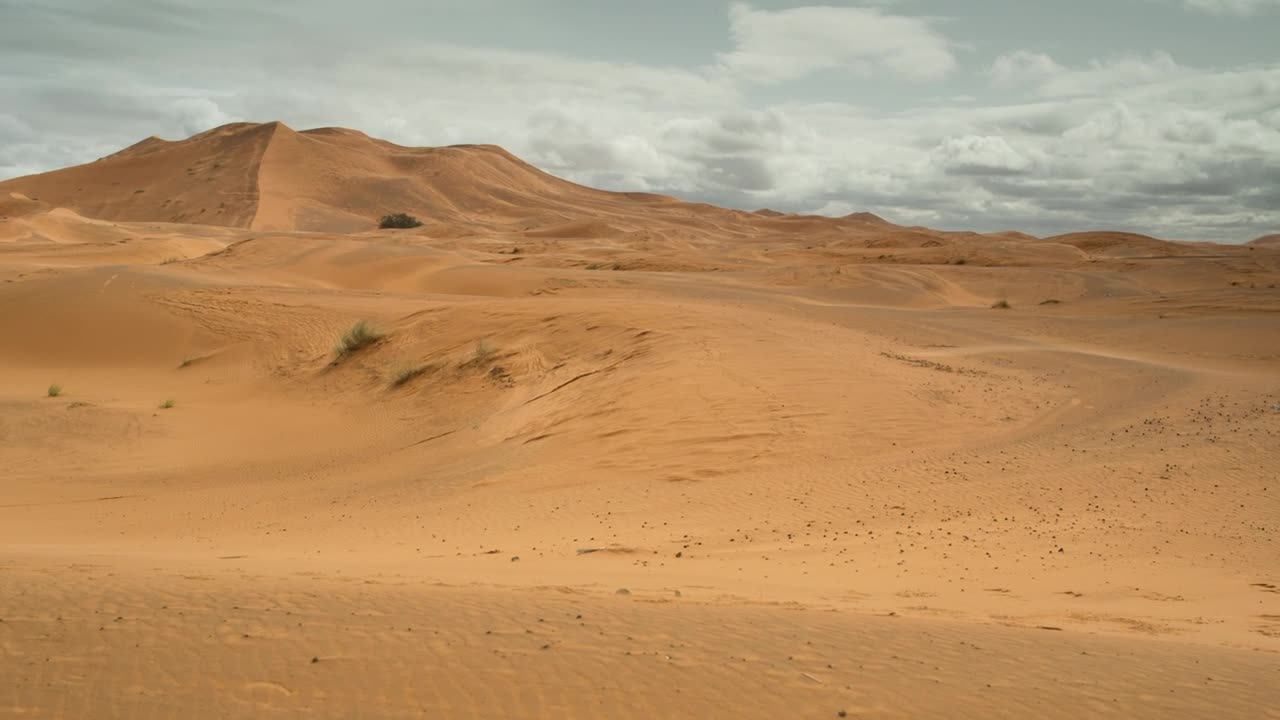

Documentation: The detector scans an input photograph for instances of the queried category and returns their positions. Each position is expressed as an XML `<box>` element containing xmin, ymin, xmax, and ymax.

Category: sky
<box><xmin>2</xmin><ymin>0</ymin><xmax>1278</xmax><ymax>242</ymax></box>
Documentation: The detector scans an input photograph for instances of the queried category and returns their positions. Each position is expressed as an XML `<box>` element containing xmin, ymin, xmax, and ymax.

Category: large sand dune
<box><xmin>1</xmin><ymin>122</ymin><xmax>687</xmax><ymax>233</ymax></box>
<box><xmin>1</xmin><ymin>123</ymin><xmax>1278</xmax><ymax>718</ymax></box>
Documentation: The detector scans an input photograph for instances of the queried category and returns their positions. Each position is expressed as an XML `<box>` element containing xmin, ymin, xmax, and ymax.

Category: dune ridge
<box><xmin>0</xmin><ymin>123</ymin><xmax>1198</xmax><ymax>249</ymax></box>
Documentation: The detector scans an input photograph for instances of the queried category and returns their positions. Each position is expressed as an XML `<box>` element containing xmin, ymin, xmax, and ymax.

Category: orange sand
<box><xmin>2</xmin><ymin>123</ymin><xmax>1278</xmax><ymax>719</ymax></box>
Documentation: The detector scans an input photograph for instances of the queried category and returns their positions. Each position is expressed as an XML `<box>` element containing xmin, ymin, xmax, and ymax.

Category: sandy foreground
<box><xmin>1</xmin><ymin>123</ymin><xmax>1278</xmax><ymax>718</ymax></box>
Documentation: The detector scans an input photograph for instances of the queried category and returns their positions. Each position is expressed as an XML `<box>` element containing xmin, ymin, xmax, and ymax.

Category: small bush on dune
<box><xmin>334</xmin><ymin>320</ymin><xmax>383</xmax><ymax>359</ymax></box>
<box><xmin>459</xmin><ymin>339</ymin><xmax>498</xmax><ymax>371</ymax></box>
<box><xmin>389</xmin><ymin>364</ymin><xmax>428</xmax><ymax>388</ymax></box>
<box><xmin>991</xmin><ymin>299</ymin><xmax>1011</xmax><ymax>309</ymax></box>
<box><xmin>1039</xmin><ymin>299</ymin><xmax>1062</xmax><ymax>305</ymax></box>
<box><xmin>378</xmin><ymin>213</ymin><xmax>423</xmax><ymax>229</ymax></box>
<box><xmin>47</xmin><ymin>383</ymin><xmax>62</xmax><ymax>398</ymax></box>
<box><xmin>159</xmin><ymin>399</ymin><xmax>175</xmax><ymax>409</ymax></box>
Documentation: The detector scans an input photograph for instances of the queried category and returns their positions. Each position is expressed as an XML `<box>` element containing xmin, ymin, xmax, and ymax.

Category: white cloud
<box><xmin>930</xmin><ymin>135</ymin><xmax>1040</xmax><ymax>176</ymax></box>
<box><xmin>170</xmin><ymin>97</ymin><xmax>237</xmax><ymax>136</ymax></box>
<box><xmin>990</xmin><ymin>51</ymin><xmax>1063</xmax><ymax>88</ymax></box>
<box><xmin>990</xmin><ymin>51</ymin><xmax>1185</xmax><ymax>97</ymax></box>
<box><xmin>1178</xmin><ymin>0</ymin><xmax>1280</xmax><ymax>14</ymax></box>
<box><xmin>717</xmin><ymin>2</ymin><xmax>956</xmax><ymax>83</ymax></box>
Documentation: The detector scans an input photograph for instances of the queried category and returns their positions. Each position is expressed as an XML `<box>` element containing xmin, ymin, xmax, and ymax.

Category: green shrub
<box><xmin>378</xmin><ymin>213</ymin><xmax>423</xmax><ymax>229</ymax></box>
<box><xmin>47</xmin><ymin>383</ymin><xmax>62</xmax><ymax>398</ymax></box>
<box><xmin>390</xmin><ymin>364</ymin><xmax>427</xmax><ymax>387</ymax></box>
<box><xmin>334</xmin><ymin>320</ymin><xmax>383</xmax><ymax>359</ymax></box>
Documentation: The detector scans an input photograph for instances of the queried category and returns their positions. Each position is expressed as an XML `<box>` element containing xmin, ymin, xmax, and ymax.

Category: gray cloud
<box><xmin>931</xmin><ymin>135</ymin><xmax>1040</xmax><ymax>177</ymax></box>
<box><xmin>1173</xmin><ymin>0</ymin><xmax>1280</xmax><ymax>14</ymax></box>
<box><xmin>717</xmin><ymin>2</ymin><xmax>957</xmax><ymax>83</ymax></box>
<box><xmin>1</xmin><ymin>0</ymin><xmax>1277</xmax><ymax>242</ymax></box>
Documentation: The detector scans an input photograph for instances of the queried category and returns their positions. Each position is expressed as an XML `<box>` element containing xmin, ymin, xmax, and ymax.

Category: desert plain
<box><xmin>1</xmin><ymin>122</ymin><xmax>1278</xmax><ymax>718</ymax></box>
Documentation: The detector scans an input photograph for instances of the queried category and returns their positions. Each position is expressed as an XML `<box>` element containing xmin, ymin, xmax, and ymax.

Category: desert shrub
<box><xmin>47</xmin><ymin>383</ymin><xmax>62</xmax><ymax>398</ymax></box>
<box><xmin>334</xmin><ymin>320</ymin><xmax>383</xmax><ymax>358</ymax></box>
<box><xmin>991</xmin><ymin>299</ymin><xmax>1011</xmax><ymax>309</ymax></box>
<box><xmin>390</xmin><ymin>364</ymin><xmax>427</xmax><ymax>387</ymax></box>
<box><xmin>159</xmin><ymin>399</ymin><xmax>175</xmax><ymax>409</ymax></box>
<box><xmin>1039</xmin><ymin>299</ymin><xmax>1061</xmax><ymax>305</ymax></box>
<box><xmin>378</xmin><ymin>213</ymin><xmax>422</xmax><ymax>229</ymax></box>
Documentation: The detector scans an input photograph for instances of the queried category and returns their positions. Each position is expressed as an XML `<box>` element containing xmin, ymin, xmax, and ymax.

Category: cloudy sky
<box><xmin>3</xmin><ymin>0</ymin><xmax>1278</xmax><ymax>242</ymax></box>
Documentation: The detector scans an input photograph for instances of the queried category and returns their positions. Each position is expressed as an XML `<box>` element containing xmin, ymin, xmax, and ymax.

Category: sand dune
<box><xmin>0</xmin><ymin>124</ymin><xmax>269</xmax><ymax>227</ymax></box>
<box><xmin>1</xmin><ymin>124</ymin><xmax>1278</xmax><ymax>719</ymax></box>
<box><xmin>1042</xmin><ymin>231</ymin><xmax>1208</xmax><ymax>258</ymax></box>
<box><xmin>0</xmin><ymin>122</ymin><xmax>1048</xmax><ymax>250</ymax></box>
<box><xmin>0</xmin><ymin>122</ymin><xmax>691</xmax><ymax>234</ymax></box>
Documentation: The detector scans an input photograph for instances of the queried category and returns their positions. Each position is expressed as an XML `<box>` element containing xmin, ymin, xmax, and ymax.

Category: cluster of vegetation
<box><xmin>47</xmin><ymin>320</ymin><xmax>502</xmax><ymax>407</ymax></box>
<box><xmin>390</xmin><ymin>364</ymin><xmax>428</xmax><ymax>387</ymax></box>
<box><xmin>378</xmin><ymin>213</ymin><xmax>422</xmax><ymax>229</ymax></box>
<box><xmin>334</xmin><ymin>320</ymin><xmax>383</xmax><ymax>359</ymax></box>
<box><xmin>47</xmin><ymin>382</ymin><xmax>175</xmax><ymax>410</ymax></box>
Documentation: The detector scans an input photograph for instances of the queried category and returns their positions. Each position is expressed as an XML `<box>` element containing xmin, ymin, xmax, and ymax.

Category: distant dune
<box><xmin>1042</xmin><ymin>230</ymin><xmax>1207</xmax><ymax>258</ymax></box>
<box><xmin>990</xmin><ymin>230</ymin><xmax>1040</xmax><ymax>242</ymax></box>
<box><xmin>0</xmin><ymin>122</ymin><xmax>707</xmax><ymax>233</ymax></box>
<box><xmin>0</xmin><ymin>121</ymin><xmax>1243</xmax><ymax>264</ymax></box>
<box><xmin>841</xmin><ymin>211</ymin><xmax>890</xmax><ymax>224</ymax></box>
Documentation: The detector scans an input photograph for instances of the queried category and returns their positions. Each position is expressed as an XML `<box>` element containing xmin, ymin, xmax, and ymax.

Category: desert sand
<box><xmin>1</xmin><ymin>121</ymin><xmax>1278</xmax><ymax>718</ymax></box>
